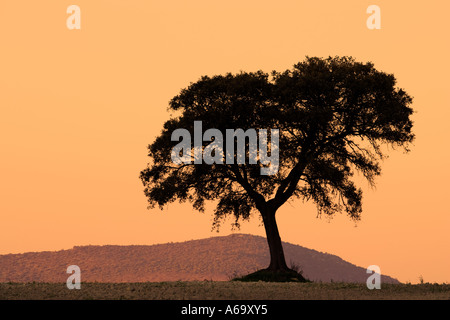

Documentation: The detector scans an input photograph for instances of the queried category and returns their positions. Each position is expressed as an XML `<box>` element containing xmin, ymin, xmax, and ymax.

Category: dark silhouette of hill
<box><xmin>0</xmin><ymin>234</ymin><xmax>399</xmax><ymax>283</ymax></box>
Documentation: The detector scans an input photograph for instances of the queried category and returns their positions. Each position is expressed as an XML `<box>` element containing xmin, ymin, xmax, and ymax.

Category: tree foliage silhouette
<box><xmin>140</xmin><ymin>56</ymin><xmax>414</xmax><ymax>278</ymax></box>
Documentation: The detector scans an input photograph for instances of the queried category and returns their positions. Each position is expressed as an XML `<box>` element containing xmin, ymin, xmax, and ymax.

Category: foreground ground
<box><xmin>0</xmin><ymin>282</ymin><xmax>449</xmax><ymax>300</ymax></box>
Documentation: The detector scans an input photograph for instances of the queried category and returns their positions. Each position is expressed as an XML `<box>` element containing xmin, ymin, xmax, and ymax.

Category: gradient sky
<box><xmin>1</xmin><ymin>1</ymin><xmax>449</xmax><ymax>284</ymax></box>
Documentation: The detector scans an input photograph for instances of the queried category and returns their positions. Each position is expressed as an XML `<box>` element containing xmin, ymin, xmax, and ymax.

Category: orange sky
<box><xmin>0</xmin><ymin>1</ymin><xmax>449</xmax><ymax>284</ymax></box>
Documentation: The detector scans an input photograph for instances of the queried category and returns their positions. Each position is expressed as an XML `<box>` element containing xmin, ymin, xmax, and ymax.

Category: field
<box><xmin>0</xmin><ymin>281</ymin><xmax>448</xmax><ymax>300</ymax></box>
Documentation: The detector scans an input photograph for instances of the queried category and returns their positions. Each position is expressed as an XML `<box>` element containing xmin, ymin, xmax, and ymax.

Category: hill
<box><xmin>0</xmin><ymin>234</ymin><xmax>399</xmax><ymax>283</ymax></box>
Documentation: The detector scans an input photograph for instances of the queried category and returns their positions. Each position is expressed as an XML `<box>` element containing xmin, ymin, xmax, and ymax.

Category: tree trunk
<box><xmin>261</xmin><ymin>207</ymin><xmax>290</xmax><ymax>272</ymax></box>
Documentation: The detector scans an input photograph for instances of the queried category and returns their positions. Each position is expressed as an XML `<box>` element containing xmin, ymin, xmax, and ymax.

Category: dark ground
<box><xmin>1</xmin><ymin>281</ymin><xmax>448</xmax><ymax>300</ymax></box>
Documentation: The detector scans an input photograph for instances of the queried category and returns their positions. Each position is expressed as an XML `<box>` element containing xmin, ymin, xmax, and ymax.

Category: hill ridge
<box><xmin>0</xmin><ymin>233</ymin><xmax>399</xmax><ymax>283</ymax></box>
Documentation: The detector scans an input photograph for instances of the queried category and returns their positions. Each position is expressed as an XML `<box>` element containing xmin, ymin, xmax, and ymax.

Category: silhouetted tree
<box><xmin>140</xmin><ymin>56</ymin><xmax>414</xmax><ymax>279</ymax></box>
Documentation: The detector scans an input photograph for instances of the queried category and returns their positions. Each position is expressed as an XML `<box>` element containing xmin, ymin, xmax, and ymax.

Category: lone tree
<box><xmin>140</xmin><ymin>56</ymin><xmax>414</xmax><ymax>281</ymax></box>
